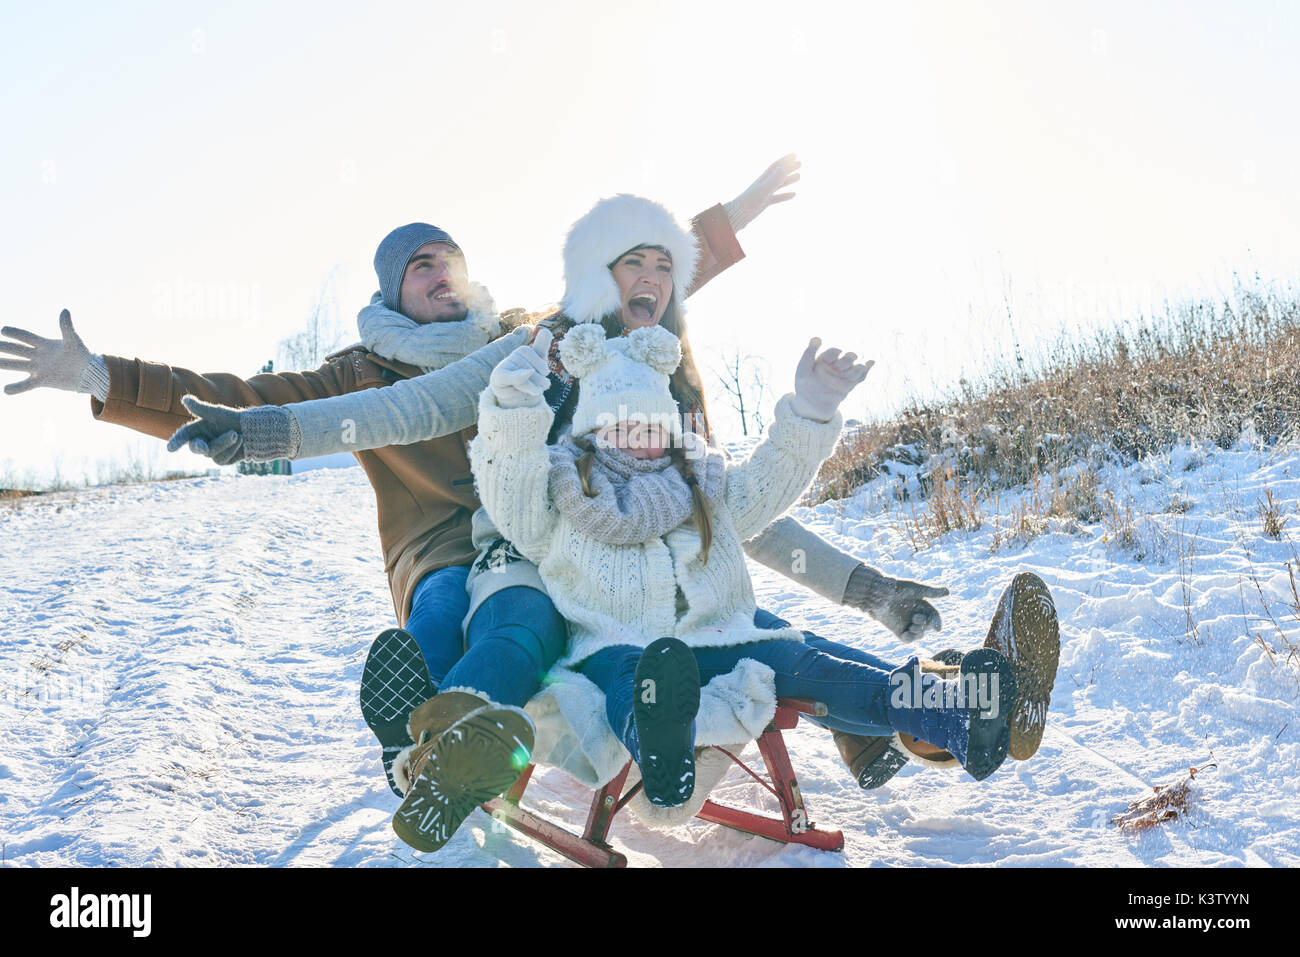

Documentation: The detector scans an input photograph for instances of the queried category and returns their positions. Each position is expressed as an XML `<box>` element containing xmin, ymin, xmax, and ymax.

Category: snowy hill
<box><xmin>1</xmin><ymin>439</ymin><xmax>1297</xmax><ymax>868</ymax></box>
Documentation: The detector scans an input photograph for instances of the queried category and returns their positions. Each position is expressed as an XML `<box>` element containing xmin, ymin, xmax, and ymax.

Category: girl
<box><xmin>460</xmin><ymin>317</ymin><xmax>1021</xmax><ymax>813</ymax></box>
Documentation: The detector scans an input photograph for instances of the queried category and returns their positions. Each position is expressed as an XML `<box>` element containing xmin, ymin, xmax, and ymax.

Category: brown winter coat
<box><xmin>89</xmin><ymin>204</ymin><xmax>744</xmax><ymax>625</ymax></box>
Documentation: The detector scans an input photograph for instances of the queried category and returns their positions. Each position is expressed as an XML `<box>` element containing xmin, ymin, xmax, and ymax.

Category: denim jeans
<box><xmin>404</xmin><ymin>565</ymin><xmax>472</xmax><ymax>687</ymax></box>
<box><xmin>577</xmin><ymin>637</ymin><xmax>900</xmax><ymax>750</ymax></box>
<box><xmin>439</xmin><ymin>586</ymin><xmax>568</xmax><ymax>707</ymax></box>
<box><xmin>754</xmin><ymin>607</ymin><xmax>897</xmax><ymax>736</ymax></box>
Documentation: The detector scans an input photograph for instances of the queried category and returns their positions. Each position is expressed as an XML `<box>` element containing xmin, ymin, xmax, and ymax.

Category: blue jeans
<box><xmin>404</xmin><ymin>565</ymin><xmax>472</xmax><ymax>687</ymax></box>
<box><xmin>438</xmin><ymin>586</ymin><xmax>568</xmax><ymax>707</ymax></box>
<box><xmin>577</xmin><ymin>637</ymin><xmax>900</xmax><ymax>750</ymax></box>
<box><xmin>754</xmin><ymin>607</ymin><xmax>897</xmax><ymax>736</ymax></box>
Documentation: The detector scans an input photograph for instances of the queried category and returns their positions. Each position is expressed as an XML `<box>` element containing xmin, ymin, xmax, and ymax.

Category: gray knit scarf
<box><xmin>547</xmin><ymin>439</ymin><xmax>726</xmax><ymax>545</ymax></box>
<box><xmin>356</xmin><ymin>283</ymin><xmax>504</xmax><ymax>372</ymax></box>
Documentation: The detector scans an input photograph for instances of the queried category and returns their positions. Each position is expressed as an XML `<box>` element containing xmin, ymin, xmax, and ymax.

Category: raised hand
<box><xmin>724</xmin><ymin>154</ymin><xmax>801</xmax><ymax>232</ymax></box>
<box><xmin>0</xmin><ymin>309</ymin><xmax>96</xmax><ymax>395</ymax></box>
<box><xmin>789</xmin><ymin>338</ymin><xmax>874</xmax><ymax>422</ymax></box>
<box><xmin>489</xmin><ymin>327</ymin><xmax>553</xmax><ymax>408</ymax></box>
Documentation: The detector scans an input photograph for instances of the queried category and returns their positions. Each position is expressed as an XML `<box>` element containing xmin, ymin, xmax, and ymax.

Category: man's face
<box><xmin>398</xmin><ymin>242</ymin><xmax>470</xmax><ymax>323</ymax></box>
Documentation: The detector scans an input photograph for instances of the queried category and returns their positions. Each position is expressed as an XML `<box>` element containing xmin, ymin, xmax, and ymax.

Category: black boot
<box><xmin>628</xmin><ymin>638</ymin><xmax>701</xmax><ymax>807</ymax></box>
<box><xmin>359</xmin><ymin>628</ymin><xmax>438</xmax><ymax>797</ymax></box>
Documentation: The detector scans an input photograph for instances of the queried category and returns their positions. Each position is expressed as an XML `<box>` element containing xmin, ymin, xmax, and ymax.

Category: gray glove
<box><xmin>0</xmin><ymin>309</ymin><xmax>109</xmax><ymax>398</ymax></box>
<box><xmin>844</xmin><ymin>564</ymin><xmax>948</xmax><ymax>643</ymax></box>
<box><xmin>166</xmin><ymin>395</ymin><xmax>301</xmax><ymax>465</ymax></box>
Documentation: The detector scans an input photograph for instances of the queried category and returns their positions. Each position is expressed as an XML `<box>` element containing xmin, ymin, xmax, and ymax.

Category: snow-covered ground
<box><xmin>2</xmin><ymin>435</ymin><xmax>1297</xmax><ymax>868</ymax></box>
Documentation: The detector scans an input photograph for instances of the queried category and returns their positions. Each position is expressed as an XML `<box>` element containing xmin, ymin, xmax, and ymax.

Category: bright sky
<box><xmin>3</xmin><ymin>0</ymin><xmax>1298</xmax><ymax>486</ymax></box>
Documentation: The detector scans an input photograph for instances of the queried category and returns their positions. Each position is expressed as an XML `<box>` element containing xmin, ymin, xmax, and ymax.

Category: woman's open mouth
<box><xmin>627</xmin><ymin>292</ymin><xmax>658</xmax><ymax>323</ymax></box>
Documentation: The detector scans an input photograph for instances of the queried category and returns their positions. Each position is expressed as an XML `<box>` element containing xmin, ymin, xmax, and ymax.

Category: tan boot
<box><xmin>983</xmin><ymin>572</ymin><xmax>1060</xmax><ymax>760</ymax></box>
<box><xmin>832</xmin><ymin>730</ymin><xmax>909</xmax><ymax>789</ymax></box>
<box><xmin>390</xmin><ymin>691</ymin><xmax>535</xmax><ymax>854</ymax></box>
<box><xmin>832</xmin><ymin>654</ymin><xmax>962</xmax><ymax>788</ymax></box>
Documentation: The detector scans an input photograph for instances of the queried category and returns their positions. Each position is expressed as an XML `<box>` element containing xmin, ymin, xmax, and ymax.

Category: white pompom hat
<box><xmin>559</xmin><ymin>194</ymin><xmax>700</xmax><ymax>325</ymax></box>
<box><xmin>559</xmin><ymin>323</ymin><xmax>685</xmax><ymax>440</ymax></box>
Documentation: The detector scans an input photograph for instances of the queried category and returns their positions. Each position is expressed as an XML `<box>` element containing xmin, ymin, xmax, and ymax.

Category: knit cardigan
<box><xmin>468</xmin><ymin>391</ymin><xmax>844</xmax><ymax>666</ymax></box>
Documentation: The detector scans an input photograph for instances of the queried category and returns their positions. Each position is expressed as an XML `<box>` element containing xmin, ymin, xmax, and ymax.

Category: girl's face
<box><xmin>610</xmin><ymin>246</ymin><xmax>673</xmax><ymax>330</ymax></box>
<box><xmin>594</xmin><ymin>421</ymin><xmax>671</xmax><ymax>460</ymax></box>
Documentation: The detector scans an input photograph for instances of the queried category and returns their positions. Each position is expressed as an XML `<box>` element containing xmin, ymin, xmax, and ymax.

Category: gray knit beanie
<box><xmin>374</xmin><ymin>223</ymin><xmax>461</xmax><ymax>310</ymax></box>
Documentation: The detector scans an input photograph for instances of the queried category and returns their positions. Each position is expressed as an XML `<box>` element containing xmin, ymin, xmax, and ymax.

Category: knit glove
<box><xmin>0</xmin><ymin>309</ymin><xmax>109</xmax><ymax>399</ymax></box>
<box><xmin>488</xmin><ymin>327</ymin><xmax>552</xmax><ymax>409</ymax></box>
<box><xmin>789</xmin><ymin>337</ymin><xmax>874</xmax><ymax>422</ymax></box>
<box><xmin>166</xmin><ymin>395</ymin><xmax>301</xmax><ymax>465</ymax></box>
<box><xmin>844</xmin><ymin>564</ymin><xmax>948</xmax><ymax>643</ymax></box>
<box><xmin>723</xmin><ymin>154</ymin><xmax>801</xmax><ymax>232</ymax></box>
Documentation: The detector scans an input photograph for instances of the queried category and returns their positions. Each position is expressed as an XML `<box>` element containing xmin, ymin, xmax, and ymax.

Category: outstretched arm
<box><xmin>686</xmin><ymin>154</ymin><xmax>801</xmax><ymax>297</ymax></box>
<box><xmin>167</xmin><ymin>327</ymin><xmax>532</xmax><ymax>463</ymax></box>
<box><xmin>743</xmin><ymin>517</ymin><xmax>948</xmax><ymax>642</ymax></box>
<box><xmin>1</xmin><ymin>309</ymin><xmax>353</xmax><ymax>441</ymax></box>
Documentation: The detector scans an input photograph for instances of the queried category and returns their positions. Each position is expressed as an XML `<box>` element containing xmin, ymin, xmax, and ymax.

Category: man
<box><xmin>1</xmin><ymin>157</ymin><xmax>959</xmax><ymax>853</ymax></box>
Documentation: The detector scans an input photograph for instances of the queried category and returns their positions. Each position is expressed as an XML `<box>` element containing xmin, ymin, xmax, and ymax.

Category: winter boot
<box><xmin>832</xmin><ymin>655</ymin><xmax>963</xmax><ymax>789</ymax></box>
<box><xmin>885</xmin><ymin>648</ymin><xmax>1016</xmax><ymax>781</ymax></box>
<box><xmin>390</xmin><ymin>692</ymin><xmax>535</xmax><ymax>853</ymax></box>
<box><xmin>832</xmin><ymin>730</ymin><xmax>910</xmax><ymax>789</ymax></box>
<box><xmin>628</xmin><ymin>638</ymin><xmax>701</xmax><ymax>807</ymax></box>
<box><xmin>359</xmin><ymin>628</ymin><xmax>438</xmax><ymax>797</ymax></box>
<box><xmin>982</xmin><ymin>572</ymin><xmax>1060</xmax><ymax>760</ymax></box>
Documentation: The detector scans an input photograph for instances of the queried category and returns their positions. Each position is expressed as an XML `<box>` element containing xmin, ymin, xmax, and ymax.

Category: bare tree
<box><xmin>713</xmin><ymin>347</ymin><xmax>771</xmax><ymax>437</ymax></box>
<box><xmin>276</xmin><ymin>266</ymin><xmax>347</xmax><ymax>371</ymax></box>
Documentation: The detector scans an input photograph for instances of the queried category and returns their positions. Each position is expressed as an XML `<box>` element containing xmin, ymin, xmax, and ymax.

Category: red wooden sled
<box><xmin>481</xmin><ymin>697</ymin><xmax>845</xmax><ymax>867</ymax></box>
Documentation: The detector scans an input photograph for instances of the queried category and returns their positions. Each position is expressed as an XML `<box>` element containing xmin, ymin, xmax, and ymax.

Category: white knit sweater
<box><xmin>468</xmin><ymin>392</ymin><xmax>844</xmax><ymax>667</ymax></box>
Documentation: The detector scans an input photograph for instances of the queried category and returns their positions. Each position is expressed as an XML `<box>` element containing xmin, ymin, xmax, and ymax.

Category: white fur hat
<box><xmin>559</xmin><ymin>194</ymin><xmax>700</xmax><ymax>324</ymax></box>
<box><xmin>560</xmin><ymin>323</ymin><xmax>684</xmax><ymax>440</ymax></box>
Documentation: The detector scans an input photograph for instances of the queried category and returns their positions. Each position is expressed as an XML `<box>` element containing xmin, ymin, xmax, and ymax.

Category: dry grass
<box><xmin>1258</xmin><ymin>489</ymin><xmax>1288</xmax><ymax>540</ymax></box>
<box><xmin>810</xmin><ymin>279</ymin><xmax>1300</xmax><ymax>554</ymax></box>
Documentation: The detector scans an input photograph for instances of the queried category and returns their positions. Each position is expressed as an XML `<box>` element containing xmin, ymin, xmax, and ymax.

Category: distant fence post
<box><xmin>235</xmin><ymin>360</ymin><xmax>292</xmax><ymax>477</ymax></box>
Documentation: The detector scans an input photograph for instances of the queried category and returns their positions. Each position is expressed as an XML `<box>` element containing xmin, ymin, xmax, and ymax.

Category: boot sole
<box><xmin>983</xmin><ymin>573</ymin><xmax>1061</xmax><ymax>760</ymax></box>
<box><xmin>360</xmin><ymin>628</ymin><xmax>437</xmax><ymax>797</ymax></box>
<box><xmin>959</xmin><ymin>648</ymin><xmax>1016</xmax><ymax>781</ymax></box>
<box><xmin>391</xmin><ymin>707</ymin><xmax>534</xmax><ymax>853</ymax></box>
<box><xmin>633</xmin><ymin>638</ymin><xmax>701</xmax><ymax>808</ymax></box>
<box><xmin>838</xmin><ymin>732</ymin><xmax>909</xmax><ymax>789</ymax></box>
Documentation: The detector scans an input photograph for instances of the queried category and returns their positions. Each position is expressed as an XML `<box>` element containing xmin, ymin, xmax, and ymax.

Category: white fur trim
<box><xmin>525</xmin><ymin>658</ymin><xmax>777</xmax><ymax>789</ymax></box>
<box><xmin>438</xmin><ymin>685</ymin><xmax>493</xmax><ymax>704</ymax></box>
<box><xmin>891</xmin><ymin>731</ymin><xmax>960</xmax><ymax>770</ymax></box>
<box><xmin>392</xmin><ymin>743</ymin><xmax>418</xmax><ymax>796</ymax></box>
<box><xmin>559</xmin><ymin>194</ymin><xmax>699</xmax><ymax>324</ymax></box>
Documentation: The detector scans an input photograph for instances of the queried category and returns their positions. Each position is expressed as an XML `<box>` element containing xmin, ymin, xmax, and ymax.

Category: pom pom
<box><xmin>624</xmin><ymin>326</ymin><xmax>682</xmax><ymax>375</ymax></box>
<box><xmin>558</xmin><ymin>322</ymin><xmax>612</xmax><ymax>379</ymax></box>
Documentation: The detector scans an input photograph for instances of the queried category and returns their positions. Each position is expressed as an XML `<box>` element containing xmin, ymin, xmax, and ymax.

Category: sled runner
<box><xmin>481</xmin><ymin>697</ymin><xmax>845</xmax><ymax>868</ymax></box>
